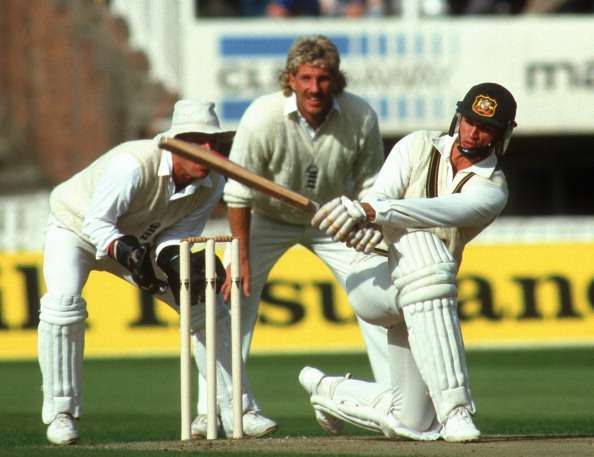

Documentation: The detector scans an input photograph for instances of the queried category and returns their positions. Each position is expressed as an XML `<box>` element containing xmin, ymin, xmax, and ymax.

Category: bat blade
<box><xmin>159</xmin><ymin>137</ymin><xmax>319</xmax><ymax>214</ymax></box>
<box><xmin>159</xmin><ymin>137</ymin><xmax>387</xmax><ymax>257</ymax></box>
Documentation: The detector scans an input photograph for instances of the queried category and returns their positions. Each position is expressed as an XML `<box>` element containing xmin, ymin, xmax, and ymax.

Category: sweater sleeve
<box><xmin>223</xmin><ymin>101</ymin><xmax>269</xmax><ymax>208</ymax></box>
<box><xmin>81</xmin><ymin>153</ymin><xmax>142</xmax><ymax>259</ymax></box>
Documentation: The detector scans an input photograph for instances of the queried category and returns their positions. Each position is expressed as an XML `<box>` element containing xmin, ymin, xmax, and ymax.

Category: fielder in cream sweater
<box><xmin>224</xmin><ymin>89</ymin><xmax>382</xmax><ymax>225</ymax></box>
<box><xmin>38</xmin><ymin>100</ymin><xmax>264</xmax><ymax>445</ymax></box>
<box><xmin>192</xmin><ymin>35</ymin><xmax>390</xmax><ymax>437</ymax></box>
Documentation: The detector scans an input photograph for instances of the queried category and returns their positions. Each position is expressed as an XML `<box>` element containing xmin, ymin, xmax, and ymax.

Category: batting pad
<box><xmin>38</xmin><ymin>320</ymin><xmax>85</xmax><ymax>424</ymax></box>
<box><xmin>391</xmin><ymin>231</ymin><xmax>474</xmax><ymax>423</ymax></box>
<box><xmin>38</xmin><ymin>294</ymin><xmax>87</xmax><ymax>424</ymax></box>
<box><xmin>39</xmin><ymin>293</ymin><xmax>88</xmax><ymax>326</ymax></box>
<box><xmin>402</xmin><ymin>298</ymin><xmax>473</xmax><ymax>423</ymax></box>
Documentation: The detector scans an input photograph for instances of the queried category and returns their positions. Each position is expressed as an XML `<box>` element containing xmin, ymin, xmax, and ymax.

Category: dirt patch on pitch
<box><xmin>83</xmin><ymin>435</ymin><xmax>594</xmax><ymax>456</ymax></box>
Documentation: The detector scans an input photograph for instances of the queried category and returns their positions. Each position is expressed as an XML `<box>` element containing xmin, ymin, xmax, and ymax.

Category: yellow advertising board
<box><xmin>1</xmin><ymin>243</ymin><xmax>593</xmax><ymax>360</ymax></box>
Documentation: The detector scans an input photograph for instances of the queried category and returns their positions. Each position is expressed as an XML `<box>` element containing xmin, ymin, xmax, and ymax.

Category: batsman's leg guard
<box><xmin>38</xmin><ymin>294</ymin><xmax>87</xmax><ymax>424</ymax></box>
<box><xmin>392</xmin><ymin>231</ymin><xmax>475</xmax><ymax>424</ymax></box>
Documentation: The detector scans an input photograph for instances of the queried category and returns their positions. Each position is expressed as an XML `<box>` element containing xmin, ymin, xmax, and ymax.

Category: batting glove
<box><xmin>346</xmin><ymin>224</ymin><xmax>383</xmax><ymax>254</ymax></box>
<box><xmin>312</xmin><ymin>196</ymin><xmax>367</xmax><ymax>242</ymax></box>
<box><xmin>311</xmin><ymin>197</ymin><xmax>342</xmax><ymax>228</ymax></box>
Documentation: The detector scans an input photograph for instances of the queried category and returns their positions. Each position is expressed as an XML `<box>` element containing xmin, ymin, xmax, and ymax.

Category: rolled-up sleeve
<box><xmin>82</xmin><ymin>154</ymin><xmax>141</xmax><ymax>258</ymax></box>
<box><xmin>223</xmin><ymin>106</ymin><xmax>265</xmax><ymax>208</ymax></box>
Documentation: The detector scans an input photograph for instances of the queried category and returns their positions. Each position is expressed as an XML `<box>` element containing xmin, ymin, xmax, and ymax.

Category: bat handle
<box><xmin>307</xmin><ymin>200</ymin><xmax>320</xmax><ymax>214</ymax></box>
<box><xmin>309</xmin><ymin>199</ymin><xmax>387</xmax><ymax>257</ymax></box>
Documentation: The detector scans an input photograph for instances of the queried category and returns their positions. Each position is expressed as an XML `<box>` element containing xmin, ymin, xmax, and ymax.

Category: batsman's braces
<box><xmin>300</xmin><ymin>82</ymin><xmax>518</xmax><ymax>442</ymax></box>
<box><xmin>38</xmin><ymin>100</ymin><xmax>262</xmax><ymax>445</ymax></box>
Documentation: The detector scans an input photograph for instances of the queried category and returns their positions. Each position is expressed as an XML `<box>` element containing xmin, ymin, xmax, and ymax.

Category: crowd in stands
<box><xmin>195</xmin><ymin>0</ymin><xmax>594</xmax><ymax>17</ymax></box>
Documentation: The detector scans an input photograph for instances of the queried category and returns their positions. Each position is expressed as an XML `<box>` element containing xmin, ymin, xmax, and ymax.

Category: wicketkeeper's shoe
<box><xmin>298</xmin><ymin>366</ymin><xmax>345</xmax><ymax>435</ymax></box>
<box><xmin>440</xmin><ymin>406</ymin><xmax>481</xmax><ymax>442</ymax></box>
<box><xmin>194</xmin><ymin>411</ymin><xmax>278</xmax><ymax>439</ymax></box>
<box><xmin>236</xmin><ymin>411</ymin><xmax>278</xmax><ymax>438</ymax></box>
<box><xmin>46</xmin><ymin>413</ymin><xmax>79</xmax><ymax>445</ymax></box>
<box><xmin>190</xmin><ymin>414</ymin><xmax>221</xmax><ymax>439</ymax></box>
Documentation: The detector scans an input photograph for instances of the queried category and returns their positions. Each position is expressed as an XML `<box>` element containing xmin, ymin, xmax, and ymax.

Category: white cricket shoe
<box><xmin>298</xmin><ymin>366</ymin><xmax>345</xmax><ymax>435</ymax></box>
<box><xmin>237</xmin><ymin>411</ymin><xmax>278</xmax><ymax>438</ymax></box>
<box><xmin>190</xmin><ymin>414</ymin><xmax>221</xmax><ymax>439</ymax></box>
<box><xmin>441</xmin><ymin>407</ymin><xmax>481</xmax><ymax>442</ymax></box>
<box><xmin>193</xmin><ymin>411</ymin><xmax>278</xmax><ymax>439</ymax></box>
<box><xmin>46</xmin><ymin>413</ymin><xmax>79</xmax><ymax>445</ymax></box>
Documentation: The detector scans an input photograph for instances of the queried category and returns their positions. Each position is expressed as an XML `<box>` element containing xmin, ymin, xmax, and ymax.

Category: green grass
<box><xmin>1</xmin><ymin>348</ymin><xmax>593</xmax><ymax>456</ymax></box>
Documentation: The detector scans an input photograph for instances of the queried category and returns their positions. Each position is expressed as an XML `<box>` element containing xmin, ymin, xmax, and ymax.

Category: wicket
<box><xmin>179</xmin><ymin>236</ymin><xmax>243</xmax><ymax>440</ymax></box>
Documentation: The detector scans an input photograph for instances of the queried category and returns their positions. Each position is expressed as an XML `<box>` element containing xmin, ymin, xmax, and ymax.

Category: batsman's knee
<box><xmin>346</xmin><ymin>253</ymin><xmax>402</xmax><ymax>327</ymax></box>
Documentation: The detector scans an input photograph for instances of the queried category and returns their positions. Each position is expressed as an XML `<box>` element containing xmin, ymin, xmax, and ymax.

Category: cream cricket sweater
<box><xmin>224</xmin><ymin>91</ymin><xmax>384</xmax><ymax>225</ymax></box>
<box><xmin>50</xmin><ymin>139</ymin><xmax>224</xmax><ymax>246</ymax></box>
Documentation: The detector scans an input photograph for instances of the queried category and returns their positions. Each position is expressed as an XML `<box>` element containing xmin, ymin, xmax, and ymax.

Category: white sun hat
<box><xmin>164</xmin><ymin>99</ymin><xmax>234</xmax><ymax>142</ymax></box>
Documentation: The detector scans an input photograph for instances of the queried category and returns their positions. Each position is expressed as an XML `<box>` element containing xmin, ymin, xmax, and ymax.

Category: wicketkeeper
<box><xmin>300</xmin><ymin>82</ymin><xmax>518</xmax><ymax>442</ymax></box>
<box><xmin>38</xmin><ymin>99</ymin><xmax>252</xmax><ymax>444</ymax></box>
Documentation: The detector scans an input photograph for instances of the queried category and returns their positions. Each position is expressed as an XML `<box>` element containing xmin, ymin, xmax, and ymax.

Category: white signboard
<box><xmin>181</xmin><ymin>17</ymin><xmax>594</xmax><ymax>135</ymax></box>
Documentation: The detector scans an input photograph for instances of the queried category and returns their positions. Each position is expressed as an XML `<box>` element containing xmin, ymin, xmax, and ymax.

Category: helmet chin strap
<box><xmin>458</xmin><ymin>143</ymin><xmax>493</xmax><ymax>160</ymax></box>
<box><xmin>453</xmin><ymin>114</ymin><xmax>495</xmax><ymax>160</ymax></box>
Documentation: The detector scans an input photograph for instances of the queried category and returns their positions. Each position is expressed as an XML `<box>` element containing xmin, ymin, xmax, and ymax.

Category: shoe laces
<box><xmin>450</xmin><ymin>406</ymin><xmax>472</xmax><ymax>421</ymax></box>
<box><xmin>54</xmin><ymin>413</ymin><xmax>74</xmax><ymax>427</ymax></box>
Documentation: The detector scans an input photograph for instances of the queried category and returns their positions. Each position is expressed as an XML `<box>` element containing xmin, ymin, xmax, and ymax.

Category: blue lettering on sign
<box><xmin>222</xmin><ymin>99</ymin><xmax>252</xmax><ymax>119</ymax></box>
<box><xmin>360</xmin><ymin>35</ymin><xmax>368</xmax><ymax>55</ymax></box>
<box><xmin>219</xmin><ymin>32</ymin><xmax>446</xmax><ymax>59</ymax></box>
<box><xmin>380</xmin><ymin>98</ymin><xmax>389</xmax><ymax>119</ymax></box>
<box><xmin>217</xmin><ymin>32</ymin><xmax>452</xmax><ymax>124</ymax></box>
<box><xmin>378</xmin><ymin>34</ymin><xmax>387</xmax><ymax>56</ymax></box>
<box><xmin>396</xmin><ymin>34</ymin><xmax>406</xmax><ymax>56</ymax></box>
<box><xmin>414</xmin><ymin>34</ymin><xmax>425</xmax><ymax>56</ymax></box>
<box><xmin>222</xmin><ymin>96</ymin><xmax>446</xmax><ymax>123</ymax></box>
<box><xmin>220</xmin><ymin>35</ymin><xmax>350</xmax><ymax>57</ymax></box>
<box><xmin>431</xmin><ymin>34</ymin><xmax>443</xmax><ymax>56</ymax></box>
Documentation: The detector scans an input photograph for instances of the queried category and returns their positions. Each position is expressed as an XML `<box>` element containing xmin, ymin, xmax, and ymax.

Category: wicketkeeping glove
<box><xmin>157</xmin><ymin>245</ymin><xmax>227</xmax><ymax>306</ymax></box>
<box><xmin>311</xmin><ymin>196</ymin><xmax>367</xmax><ymax>242</ymax></box>
<box><xmin>111</xmin><ymin>235</ymin><xmax>168</xmax><ymax>294</ymax></box>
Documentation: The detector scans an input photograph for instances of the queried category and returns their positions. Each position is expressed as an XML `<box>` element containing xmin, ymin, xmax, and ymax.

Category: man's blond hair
<box><xmin>279</xmin><ymin>35</ymin><xmax>347</xmax><ymax>96</ymax></box>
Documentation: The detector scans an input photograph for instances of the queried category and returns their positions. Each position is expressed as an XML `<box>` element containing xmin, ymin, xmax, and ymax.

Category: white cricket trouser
<box><xmin>197</xmin><ymin>212</ymin><xmax>390</xmax><ymax>415</ymax></box>
<box><xmin>330</xmin><ymin>229</ymin><xmax>473</xmax><ymax>430</ymax></box>
<box><xmin>312</xmin><ymin>318</ymin><xmax>439</xmax><ymax>437</ymax></box>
